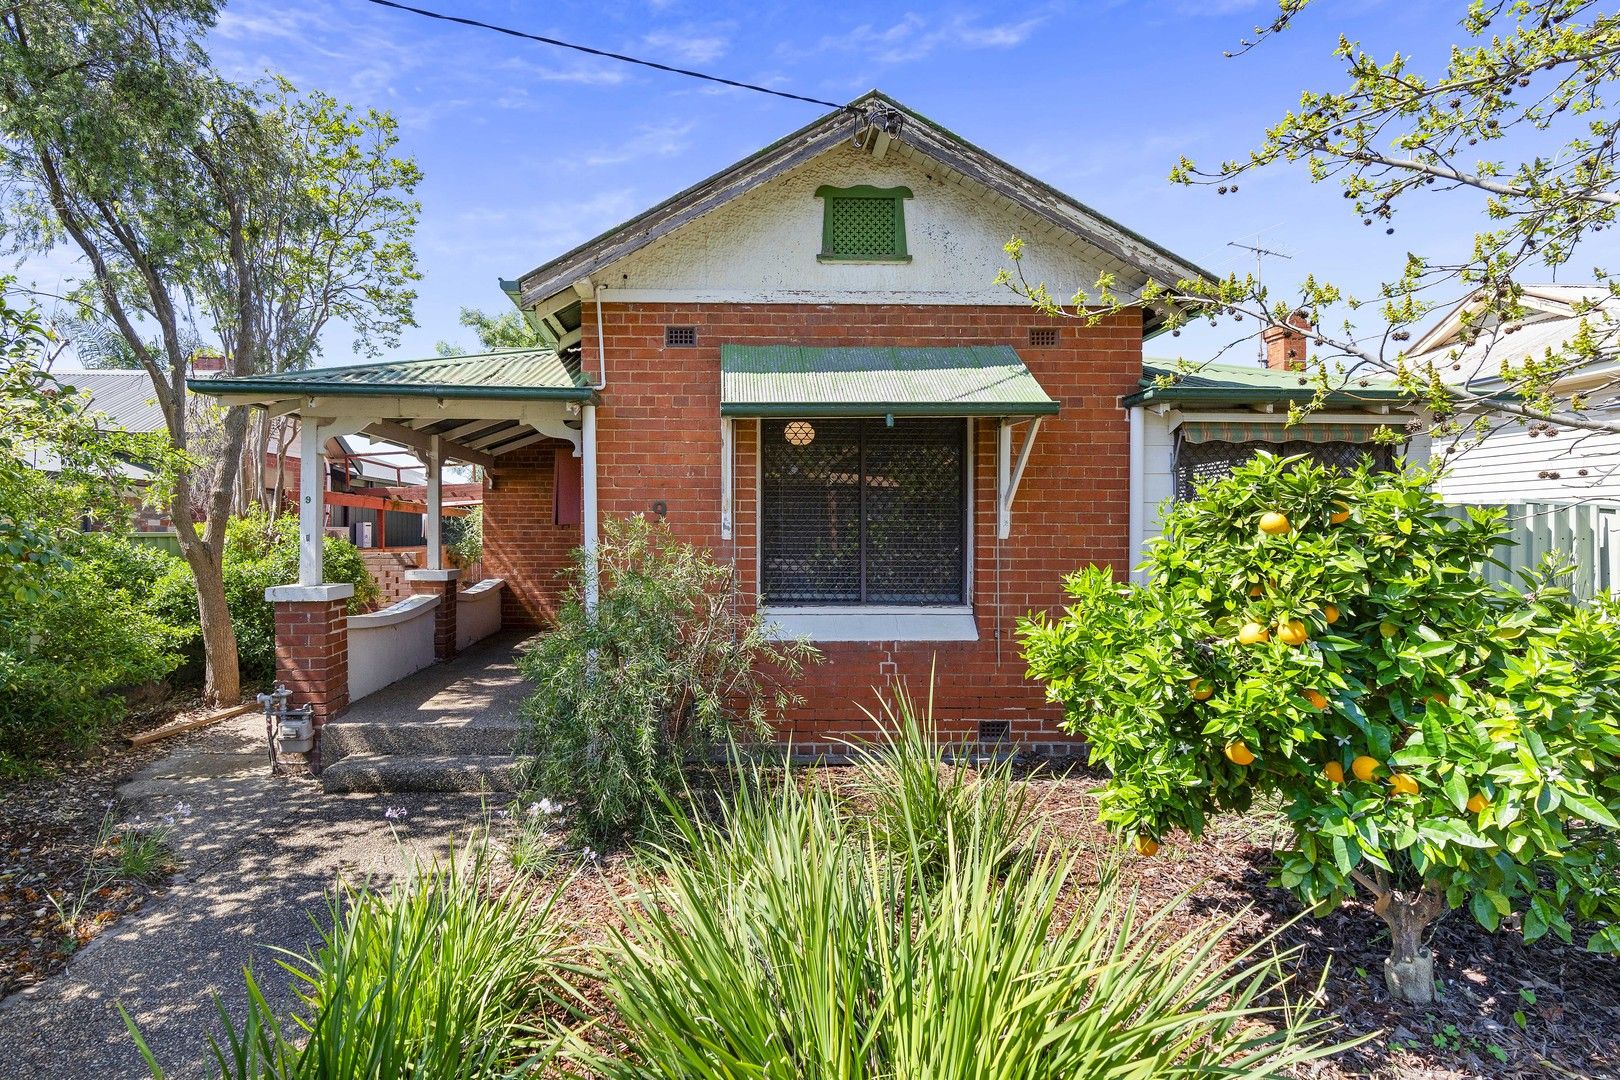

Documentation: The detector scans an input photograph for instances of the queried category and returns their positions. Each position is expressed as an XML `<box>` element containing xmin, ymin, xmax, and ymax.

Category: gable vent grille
<box><xmin>1029</xmin><ymin>326</ymin><xmax>1060</xmax><ymax>348</ymax></box>
<box><xmin>665</xmin><ymin>326</ymin><xmax>698</xmax><ymax>348</ymax></box>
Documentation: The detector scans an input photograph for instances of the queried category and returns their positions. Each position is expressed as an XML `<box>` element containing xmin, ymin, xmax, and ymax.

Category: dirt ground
<box><xmin>0</xmin><ymin>697</ymin><xmax>206</xmax><ymax>999</ymax></box>
<box><xmin>510</xmin><ymin>763</ymin><xmax>1620</xmax><ymax>1080</ymax></box>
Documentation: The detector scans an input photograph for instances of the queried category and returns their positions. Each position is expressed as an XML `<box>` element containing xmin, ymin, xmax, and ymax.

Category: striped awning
<box><xmin>1178</xmin><ymin>420</ymin><xmax>1398</xmax><ymax>445</ymax></box>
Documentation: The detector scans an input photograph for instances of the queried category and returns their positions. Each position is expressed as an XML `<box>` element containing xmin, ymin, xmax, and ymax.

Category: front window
<box><xmin>760</xmin><ymin>417</ymin><xmax>966</xmax><ymax>605</ymax></box>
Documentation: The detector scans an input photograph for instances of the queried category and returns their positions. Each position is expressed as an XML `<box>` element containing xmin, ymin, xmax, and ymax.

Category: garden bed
<box><xmin>0</xmin><ymin>696</ymin><xmax>203</xmax><ymax>1000</ymax></box>
<box><xmin>486</xmin><ymin>765</ymin><xmax>1618</xmax><ymax>1080</ymax></box>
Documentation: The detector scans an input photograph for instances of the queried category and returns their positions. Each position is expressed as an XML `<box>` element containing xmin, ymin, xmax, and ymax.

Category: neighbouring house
<box><xmin>1130</xmin><ymin>316</ymin><xmax>1427</xmax><ymax>574</ymax></box>
<box><xmin>1405</xmin><ymin>284</ymin><xmax>1620</xmax><ymax>503</ymax></box>
<box><xmin>37</xmin><ymin>364</ymin><xmax>471</xmax><ymax>567</ymax></box>
<box><xmin>197</xmin><ymin>90</ymin><xmax>1424</xmax><ymax>757</ymax></box>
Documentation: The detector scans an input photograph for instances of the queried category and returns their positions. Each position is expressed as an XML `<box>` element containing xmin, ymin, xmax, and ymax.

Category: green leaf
<box><xmin>1562</xmin><ymin>792</ymin><xmax>1620</xmax><ymax>829</ymax></box>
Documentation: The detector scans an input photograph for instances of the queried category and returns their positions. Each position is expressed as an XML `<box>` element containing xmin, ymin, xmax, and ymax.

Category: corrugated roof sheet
<box><xmin>189</xmin><ymin>348</ymin><xmax>592</xmax><ymax>401</ymax></box>
<box><xmin>1408</xmin><ymin>308</ymin><xmax>1620</xmax><ymax>389</ymax></box>
<box><xmin>1128</xmin><ymin>360</ymin><xmax>1412</xmax><ymax>407</ymax></box>
<box><xmin>720</xmin><ymin>345</ymin><xmax>1060</xmax><ymax>417</ymax></box>
<box><xmin>51</xmin><ymin>370</ymin><xmax>168</xmax><ymax>432</ymax></box>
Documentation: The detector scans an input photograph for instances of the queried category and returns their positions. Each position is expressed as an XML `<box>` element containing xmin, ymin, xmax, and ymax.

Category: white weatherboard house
<box><xmin>1409</xmin><ymin>284</ymin><xmax>1620</xmax><ymax>503</ymax></box>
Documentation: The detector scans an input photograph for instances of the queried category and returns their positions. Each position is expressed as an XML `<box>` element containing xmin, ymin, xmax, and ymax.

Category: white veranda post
<box><xmin>425</xmin><ymin>434</ymin><xmax>443</xmax><ymax>570</ymax></box>
<box><xmin>582</xmin><ymin>402</ymin><xmax>599</xmax><ymax>612</ymax></box>
<box><xmin>298</xmin><ymin>418</ymin><xmax>324</xmax><ymax>586</ymax></box>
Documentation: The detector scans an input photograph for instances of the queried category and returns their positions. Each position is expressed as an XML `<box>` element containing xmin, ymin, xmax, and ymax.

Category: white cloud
<box><xmin>641</xmin><ymin>27</ymin><xmax>732</xmax><ymax>65</ymax></box>
<box><xmin>805</xmin><ymin>10</ymin><xmax>1048</xmax><ymax>65</ymax></box>
<box><xmin>580</xmin><ymin>120</ymin><xmax>697</xmax><ymax>168</ymax></box>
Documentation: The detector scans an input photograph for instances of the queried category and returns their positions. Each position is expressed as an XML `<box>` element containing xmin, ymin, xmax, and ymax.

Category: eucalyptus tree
<box><xmin>0</xmin><ymin>1</ymin><xmax>420</xmax><ymax>703</ymax></box>
<box><xmin>1001</xmin><ymin>0</ymin><xmax>1620</xmax><ymax>456</ymax></box>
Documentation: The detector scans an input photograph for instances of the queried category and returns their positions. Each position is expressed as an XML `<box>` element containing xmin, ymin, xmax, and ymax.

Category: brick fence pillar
<box><xmin>406</xmin><ymin>569</ymin><xmax>459</xmax><ymax>660</ymax></box>
<box><xmin>266</xmin><ymin>582</ymin><xmax>354</xmax><ymax>773</ymax></box>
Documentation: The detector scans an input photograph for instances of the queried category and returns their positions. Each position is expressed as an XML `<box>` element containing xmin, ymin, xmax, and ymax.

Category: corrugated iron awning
<box><xmin>720</xmin><ymin>345</ymin><xmax>1059</xmax><ymax>417</ymax></box>
<box><xmin>187</xmin><ymin>348</ymin><xmax>594</xmax><ymax>403</ymax></box>
<box><xmin>1178</xmin><ymin>420</ymin><xmax>1398</xmax><ymax>445</ymax></box>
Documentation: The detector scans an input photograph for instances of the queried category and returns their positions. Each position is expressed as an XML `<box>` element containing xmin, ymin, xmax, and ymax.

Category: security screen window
<box><xmin>760</xmin><ymin>417</ymin><xmax>967</xmax><ymax>605</ymax></box>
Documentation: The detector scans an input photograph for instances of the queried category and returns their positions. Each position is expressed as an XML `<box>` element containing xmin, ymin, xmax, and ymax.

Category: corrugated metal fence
<box><xmin>1444</xmin><ymin>501</ymin><xmax>1620</xmax><ymax>601</ymax></box>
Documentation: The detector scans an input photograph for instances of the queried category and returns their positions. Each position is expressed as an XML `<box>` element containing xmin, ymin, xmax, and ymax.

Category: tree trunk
<box><xmin>1371</xmin><ymin>884</ymin><xmax>1445</xmax><ymax>1004</ymax></box>
<box><xmin>183</xmin><ymin>539</ymin><xmax>241</xmax><ymax>706</ymax></box>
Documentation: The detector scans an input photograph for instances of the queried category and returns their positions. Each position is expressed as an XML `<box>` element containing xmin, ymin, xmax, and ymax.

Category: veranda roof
<box><xmin>1126</xmin><ymin>360</ymin><xmax>1411</xmax><ymax>408</ymax></box>
<box><xmin>187</xmin><ymin>348</ymin><xmax>595</xmax><ymax>404</ymax></box>
<box><xmin>719</xmin><ymin>345</ymin><xmax>1060</xmax><ymax>418</ymax></box>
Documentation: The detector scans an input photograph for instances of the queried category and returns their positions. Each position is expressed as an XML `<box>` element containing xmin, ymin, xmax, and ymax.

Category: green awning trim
<box><xmin>1126</xmin><ymin>360</ymin><xmax>1413</xmax><ymax>408</ymax></box>
<box><xmin>1178</xmin><ymin>420</ymin><xmax>1399</xmax><ymax>445</ymax></box>
<box><xmin>720</xmin><ymin>345</ymin><xmax>1060</xmax><ymax>418</ymax></box>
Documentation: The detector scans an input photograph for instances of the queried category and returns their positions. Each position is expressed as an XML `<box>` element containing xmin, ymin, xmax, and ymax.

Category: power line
<box><xmin>358</xmin><ymin>0</ymin><xmax>852</xmax><ymax>112</ymax></box>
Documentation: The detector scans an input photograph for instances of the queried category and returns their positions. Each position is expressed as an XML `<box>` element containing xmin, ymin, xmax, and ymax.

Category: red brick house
<box><xmin>194</xmin><ymin>91</ymin><xmax>1216</xmax><ymax>755</ymax></box>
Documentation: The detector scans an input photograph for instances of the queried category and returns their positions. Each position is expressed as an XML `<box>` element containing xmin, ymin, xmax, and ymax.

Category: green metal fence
<box><xmin>1443</xmin><ymin>501</ymin><xmax>1620</xmax><ymax>601</ymax></box>
<box><xmin>128</xmin><ymin>531</ymin><xmax>184</xmax><ymax>557</ymax></box>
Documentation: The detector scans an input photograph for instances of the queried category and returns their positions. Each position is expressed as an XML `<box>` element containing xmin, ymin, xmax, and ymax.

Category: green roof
<box><xmin>720</xmin><ymin>345</ymin><xmax>1059</xmax><ymax>417</ymax></box>
<box><xmin>188</xmin><ymin>348</ymin><xmax>594</xmax><ymax>402</ymax></box>
<box><xmin>1125</xmin><ymin>360</ymin><xmax>1413</xmax><ymax>408</ymax></box>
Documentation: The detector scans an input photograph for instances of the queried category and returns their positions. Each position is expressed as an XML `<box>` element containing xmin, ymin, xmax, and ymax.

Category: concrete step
<box><xmin>320</xmin><ymin>753</ymin><xmax>525</xmax><ymax>795</ymax></box>
<box><xmin>321</xmin><ymin>720</ymin><xmax>520</xmax><ymax>759</ymax></box>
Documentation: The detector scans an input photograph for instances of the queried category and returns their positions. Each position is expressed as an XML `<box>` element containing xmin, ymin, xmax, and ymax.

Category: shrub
<box><xmin>124</xmin><ymin>839</ymin><xmax>569</xmax><ymax>1078</ymax></box>
<box><xmin>445</xmin><ymin>505</ymin><xmax>481</xmax><ymax>566</ymax></box>
<box><xmin>848</xmin><ymin>680</ymin><xmax>1034</xmax><ymax>876</ymax></box>
<box><xmin>0</xmin><ymin>539</ymin><xmax>188</xmax><ymax>760</ymax></box>
<box><xmin>151</xmin><ymin>509</ymin><xmax>378</xmax><ymax>686</ymax></box>
<box><xmin>578</xmin><ymin>762</ymin><xmax>1347</xmax><ymax>1077</ymax></box>
<box><xmin>1020</xmin><ymin>453</ymin><xmax>1620</xmax><ymax>1003</ymax></box>
<box><xmin>518</xmin><ymin>515</ymin><xmax>819</xmax><ymax>843</ymax></box>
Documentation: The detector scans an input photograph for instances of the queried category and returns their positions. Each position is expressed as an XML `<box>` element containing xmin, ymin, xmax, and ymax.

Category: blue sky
<box><xmin>23</xmin><ymin>0</ymin><xmax>1617</xmax><ymax>366</ymax></box>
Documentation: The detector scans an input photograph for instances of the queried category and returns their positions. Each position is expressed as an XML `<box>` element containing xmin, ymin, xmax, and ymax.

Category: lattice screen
<box><xmin>825</xmin><ymin>197</ymin><xmax>901</xmax><ymax>259</ymax></box>
<box><xmin>1174</xmin><ymin>439</ymin><xmax>1396</xmax><ymax>501</ymax></box>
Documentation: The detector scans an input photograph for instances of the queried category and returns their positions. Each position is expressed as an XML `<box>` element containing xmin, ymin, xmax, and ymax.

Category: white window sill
<box><xmin>761</xmin><ymin>605</ymin><xmax>978</xmax><ymax>643</ymax></box>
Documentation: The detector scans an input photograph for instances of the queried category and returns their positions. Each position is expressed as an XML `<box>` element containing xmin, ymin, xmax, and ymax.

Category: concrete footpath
<box><xmin>0</xmin><ymin>713</ymin><xmax>494</xmax><ymax>1079</ymax></box>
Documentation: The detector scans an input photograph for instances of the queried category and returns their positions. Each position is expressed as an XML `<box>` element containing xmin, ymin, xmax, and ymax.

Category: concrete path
<box><xmin>0</xmin><ymin>703</ymin><xmax>501</xmax><ymax>1078</ymax></box>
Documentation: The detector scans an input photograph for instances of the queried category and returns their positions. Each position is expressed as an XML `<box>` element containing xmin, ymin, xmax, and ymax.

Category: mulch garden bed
<box><xmin>510</xmin><ymin>763</ymin><xmax>1619</xmax><ymax>1080</ymax></box>
<box><xmin>0</xmin><ymin>696</ymin><xmax>206</xmax><ymax>1001</ymax></box>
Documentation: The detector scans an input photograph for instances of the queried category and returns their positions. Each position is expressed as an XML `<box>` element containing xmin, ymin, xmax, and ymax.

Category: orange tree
<box><xmin>1020</xmin><ymin>453</ymin><xmax>1620</xmax><ymax>1004</ymax></box>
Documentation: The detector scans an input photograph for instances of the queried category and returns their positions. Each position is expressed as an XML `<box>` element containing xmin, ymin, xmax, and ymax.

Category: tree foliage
<box><xmin>434</xmin><ymin>306</ymin><xmax>549</xmax><ymax>357</ymax></box>
<box><xmin>1021</xmin><ymin>455</ymin><xmax>1620</xmax><ymax>1000</ymax></box>
<box><xmin>0</xmin><ymin>1</ymin><xmax>420</xmax><ymax>701</ymax></box>
<box><xmin>1002</xmin><ymin>0</ymin><xmax>1620</xmax><ymax>448</ymax></box>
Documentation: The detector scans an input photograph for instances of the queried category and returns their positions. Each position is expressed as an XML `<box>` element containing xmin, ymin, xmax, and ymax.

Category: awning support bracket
<box><xmin>996</xmin><ymin>416</ymin><xmax>1042</xmax><ymax>540</ymax></box>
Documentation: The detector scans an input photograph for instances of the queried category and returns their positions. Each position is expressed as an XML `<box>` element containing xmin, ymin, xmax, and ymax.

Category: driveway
<box><xmin>0</xmin><ymin>711</ymin><xmax>493</xmax><ymax>1079</ymax></box>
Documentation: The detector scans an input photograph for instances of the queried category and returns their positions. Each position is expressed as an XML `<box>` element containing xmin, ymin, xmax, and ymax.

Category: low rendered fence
<box><xmin>1444</xmin><ymin>501</ymin><xmax>1620</xmax><ymax>601</ymax></box>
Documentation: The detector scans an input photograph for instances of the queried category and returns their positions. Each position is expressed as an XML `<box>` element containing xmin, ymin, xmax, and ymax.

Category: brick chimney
<box><xmin>189</xmin><ymin>350</ymin><xmax>226</xmax><ymax>374</ymax></box>
<box><xmin>1262</xmin><ymin>312</ymin><xmax>1312</xmax><ymax>371</ymax></box>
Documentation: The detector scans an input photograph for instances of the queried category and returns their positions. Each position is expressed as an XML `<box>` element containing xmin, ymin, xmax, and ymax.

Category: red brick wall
<box><xmin>361</xmin><ymin>549</ymin><xmax>423</xmax><ymax>606</ymax></box>
<box><xmin>483</xmin><ymin>441</ymin><xmax>581</xmax><ymax>628</ymax></box>
<box><xmin>272</xmin><ymin>597</ymin><xmax>349</xmax><ymax>729</ymax></box>
<box><xmin>574</xmin><ymin>301</ymin><xmax>1140</xmax><ymax>751</ymax></box>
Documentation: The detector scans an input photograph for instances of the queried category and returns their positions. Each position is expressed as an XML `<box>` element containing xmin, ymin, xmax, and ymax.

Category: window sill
<box><xmin>816</xmin><ymin>254</ymin><xmax>913</xmax><ymax>265</ymax></box>
<box><xmin>761</xmin><ymin>605</ymin><xmax>977</xmax><ymax>643</ymax></box>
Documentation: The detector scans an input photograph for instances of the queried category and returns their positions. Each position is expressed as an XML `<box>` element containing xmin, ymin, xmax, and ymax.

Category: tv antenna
<box><xmin>1229</xmin><ymin>239</ymin><xmax>1293</xmax><ymax>365</ymax></box>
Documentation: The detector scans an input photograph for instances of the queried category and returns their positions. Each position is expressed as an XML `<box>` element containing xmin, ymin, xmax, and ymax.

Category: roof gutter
<box><xmin>185</xmin><ymin>378</ymin><xmax>598</xmax><ymax>403</ymax></box>
<box><xmin>1121</xmin><ymin>385</ymin><xmax>1413</xmax><ymax>409</ymax></box>
<box><xmin>721</xmin><ymin>400</ymin><xmax>1061</xmax><ymax>418</ymax></box>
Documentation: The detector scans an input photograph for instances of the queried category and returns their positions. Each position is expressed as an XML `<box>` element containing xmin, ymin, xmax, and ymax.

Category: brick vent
<box><xmin>664</xmin><ymin>325</ymin><xmax>698</xmax><ymax>348</ymax></box>
<box><xmin>1029</xmin><ymin>326</ymin><xmax>1060</xmax><ymax>347</ymax></box>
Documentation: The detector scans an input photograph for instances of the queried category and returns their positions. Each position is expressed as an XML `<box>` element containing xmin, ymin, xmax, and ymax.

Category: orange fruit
<box><xmin>1466</xmin><ymin>792</ymin><xmax>1487</xmax><ymax>814</ymax></box>
<box><xmin>1303</xmin><ymin>689</ymin><xmax>1328</xmax><ymax>711</ymax></box>
<box><xmin>1351</xmin><ymin>755</ymin><xmax>1381</xmax><ymax>782</ymax></box>
<box><xmin>1237</xmin><ymin>622</ymin><xmax>1270</xmax><ymax>645</ymax></box>
<box><xmin>1330</xmin><ymin>503</ymin><xmax>1351</xmax><ymax>524</ymax></box>
<box><xmin>1248</xmin><ymin>585</ymin><xmax>1263</xmax><ymax>597</ymax></box>
<box><xmin>1428</xmin><ymin>692</ymin><xmax>1448</xmax><ymax>706</ymax></box>
<box><xmin>1136</xmin><ymin>836</ymin><xmax>1160</xmax><ymax>857</ymax></box>
<box><xmin>1389</xmin><ymin>772</ymin><xmax>1420</xmax><ymax>797</ymax></box>
<box><xmin>1379</xmin><ymin>621</ymin><xmax>1399</xmax><ymax>639</ymax></box>
<box><xmin>1277</xmin><ymin>620</ymin><xmax>1308</xmax><ymax>647</ymax></box>
<box><xmin>1189</xmin><ymin>677</ymin><xmax>1215</xmax><ymax>701</ymax></box>
<box><xmin>1224</xmin><ymin>740</ymin><xmax>1256</xmax><ymax>766</ymax></box>
<box><xmin>1321</xmin><ymin>603</ymin><xmax>1340</xmax><ymax>625</ymax></box>
<box><xmin>1323</xmin><ymin>760</ymin><xmax>1346</xmax><ymax>784</ymax></box>
<box><xmin>1259</xmin><ymin>511</ymin><xmax>1291</xmax><ymax>536</ymax></box>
